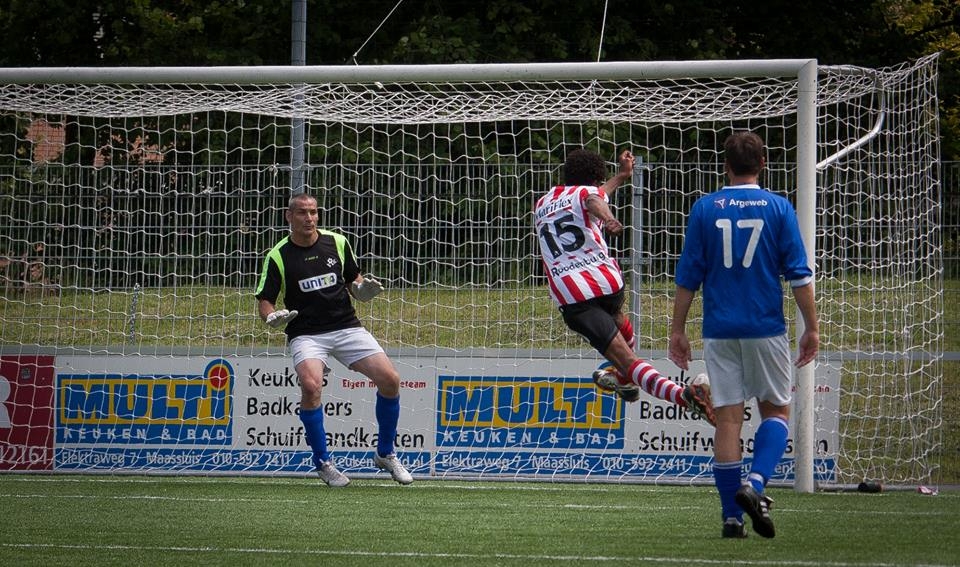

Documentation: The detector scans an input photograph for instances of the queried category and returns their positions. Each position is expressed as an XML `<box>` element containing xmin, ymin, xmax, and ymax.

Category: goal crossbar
<box><xmin>0</xmin><ymin>59</ymin><xmax>815</xmax><ymax>84</ymax></box>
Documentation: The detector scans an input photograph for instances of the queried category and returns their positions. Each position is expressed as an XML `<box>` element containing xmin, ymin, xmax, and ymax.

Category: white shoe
<box><xmin>374</xmin><ymin>453</ymin><xmax>414</xmax><ymax>485</ymax></box>
<box><xmin>317</xmin><ymin>460</ymin><xmax>350</xmax><ymax>487</ymax></box>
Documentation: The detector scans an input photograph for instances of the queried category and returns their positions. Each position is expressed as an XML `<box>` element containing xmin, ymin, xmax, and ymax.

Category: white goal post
<box><xmin>0</xmin><ymin>56</ymin><xmax>942</xmax><ymax>490</ymax></box>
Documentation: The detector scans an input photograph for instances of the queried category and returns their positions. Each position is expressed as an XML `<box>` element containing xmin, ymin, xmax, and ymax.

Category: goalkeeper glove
<box><xmin>265</xmin><ymin>309</ymin><xmax>298</xmax><ymax>328</ymax></box>
<box><xmin>350</xmin><ymin>277</ymin><xmax>383</xmax><ymax>302</ymax></box>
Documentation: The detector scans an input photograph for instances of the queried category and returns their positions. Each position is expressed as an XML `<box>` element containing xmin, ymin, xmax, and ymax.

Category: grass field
<box><xmin>1</xmin><ymin>475</ymin><xmax>957</xmax><ymax>567</ymax></box>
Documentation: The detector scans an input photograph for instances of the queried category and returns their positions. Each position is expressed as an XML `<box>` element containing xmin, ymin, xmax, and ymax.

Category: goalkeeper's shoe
<box><xmin>592</xmin><ymin>366</ymin><xmax>641</xmax><ymax>403</ymax></box>
<box><xmin>374</xmin><ymin>453</ymin><xmax>414</xmax><ymax>485</ymax></box>
<box><xmin>682</xmin><ymin>373</ymin><xmax>717</xmax><ymax>426</ymax></box>
<box><xmin>317</xmin><ymin>460</ymin><xmax>351</xmax><ymax>487</ymax></box>
<box><xmin>735</xmin><ymin>484</ymin><xmax>775</xmax><ymax>538</ymax></box>
<box><xmin>722</xmin><ymin>518</ymin><xmax>748</xmax><ymax>539</ymax></box>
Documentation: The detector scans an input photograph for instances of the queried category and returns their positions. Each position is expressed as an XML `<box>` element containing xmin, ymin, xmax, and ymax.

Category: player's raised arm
<box><xmin>599</xmin><ymin>149</ymin><xmax>635</xmax><ymax>196</ymax></box>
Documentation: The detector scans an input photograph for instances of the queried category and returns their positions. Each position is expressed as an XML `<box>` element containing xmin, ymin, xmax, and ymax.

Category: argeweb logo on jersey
<box><xmin>727</xmin><ymin>198</ymin><xmax>769</xmax><ymax>208</ymax></box>
<box><xmin>715</xmin><ymin>197</ymin><xmax>770</xmax><ymax>209</ymax></box>
<box><xmin>298</xmin><ymin>273</ymin><xmax>337</xmax><ymax>292</ymax></box>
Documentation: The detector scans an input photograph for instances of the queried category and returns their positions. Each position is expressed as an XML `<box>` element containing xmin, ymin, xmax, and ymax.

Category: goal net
<box><xmin>0</xmin><ymin>56</ymin><xmax>942</xmax><ymax>488</ymax></box>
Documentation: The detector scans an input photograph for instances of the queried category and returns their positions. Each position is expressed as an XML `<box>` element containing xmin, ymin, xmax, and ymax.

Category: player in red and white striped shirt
<box><xmin>534</xmin><ymin>148</ymin><xmax>715</xmax><ymax>425</ymax></box>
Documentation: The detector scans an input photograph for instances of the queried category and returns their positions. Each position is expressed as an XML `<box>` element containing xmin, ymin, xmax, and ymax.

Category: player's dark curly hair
<box><xmin>563</xmin><ymin>149</ymin><xmax>607</xmax><ymax>186</ymax></box>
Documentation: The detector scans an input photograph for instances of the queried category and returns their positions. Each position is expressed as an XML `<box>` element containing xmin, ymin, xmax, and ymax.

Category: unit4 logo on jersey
<box><xmin>298</xmin><ymin>272</ymin><xmax>337</xmax><ymax>292</ymax></box>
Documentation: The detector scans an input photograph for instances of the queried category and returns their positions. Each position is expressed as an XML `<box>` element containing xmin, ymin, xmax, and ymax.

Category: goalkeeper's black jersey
<box><xmin>255</xmin><ymin>229</ymin><xmax>363</xmax><ymax>340</ymax></box>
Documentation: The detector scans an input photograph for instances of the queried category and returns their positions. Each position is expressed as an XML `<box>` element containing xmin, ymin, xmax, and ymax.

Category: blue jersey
<box><xmin>675</xmin><ymin>184</ymin><xmax>812</xmax><ymax>339</ymax></box>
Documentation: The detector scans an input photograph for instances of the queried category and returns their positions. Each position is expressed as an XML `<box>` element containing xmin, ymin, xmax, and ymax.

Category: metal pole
<box><xmin>0</xmin><ymin>59</ymin><xmax>817</xmax><ymax>85</ymax></box>
<box><xmin>630</xmin><ymin>157</ymin><xmax>644</xmax><ymax>349</ymax></box>
<box><xmin>793</xmin><ymin>59</ymin><xmax>818</xmax><ymax>494</ymax></box>
<box><xmin>290</xmin><ymin>0</ymin><xmax>307</xmax><ymax>196</ymax></box>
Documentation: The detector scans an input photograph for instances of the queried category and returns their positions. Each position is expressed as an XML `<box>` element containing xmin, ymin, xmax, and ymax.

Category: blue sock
<box><xmin>375</xmin><ymin>393</ymin><xmax>400</xmax><ymax>458</ymax></box>
<box><xmin>714</xmin><ymin>460</ymin><xmax>744</xmax><ymax>522</ymax></box>
<box><xmin>299</xmin><ymin>406</ymin><xmax>329</xmax><ymax>468</ymax></box>
<box><xmin>749</xmin><ymin>417</ymin><xmax>789</xmax><ymax>492</ymax></box>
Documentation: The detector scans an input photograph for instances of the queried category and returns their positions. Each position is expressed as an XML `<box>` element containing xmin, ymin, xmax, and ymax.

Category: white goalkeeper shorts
<box><xmin>703</xmin><ymin>334</ymin><xmax>792</xmax><ymax>408</ymax></box>
<box><xmin>289</xmin><ymin>327</ymin><xmax>385</xmax><ymax>370</ymax></box>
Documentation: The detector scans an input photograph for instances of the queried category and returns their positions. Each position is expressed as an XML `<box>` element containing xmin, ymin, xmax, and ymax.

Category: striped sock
<box><xmin>626</xmin><ymin>359</ymin><xmax>684</xmax><ymax>405</ymax></box>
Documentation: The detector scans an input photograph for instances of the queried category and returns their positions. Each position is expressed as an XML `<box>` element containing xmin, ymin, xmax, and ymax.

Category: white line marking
<box><xmin>0</xmin><ymin>491</ymin><xmax>951</xmax><ymax>517</ymax></box>
<box><xmin>1</xmin><ymin>543</ymin><xmax>955</xmax><ymax>567</ymax></box>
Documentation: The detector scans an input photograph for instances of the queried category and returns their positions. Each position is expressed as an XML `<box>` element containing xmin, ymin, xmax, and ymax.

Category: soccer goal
<box><xmin>0</xmin><ymin>56</ymin><xmax>942</xmax><ymax>490</ymax></box>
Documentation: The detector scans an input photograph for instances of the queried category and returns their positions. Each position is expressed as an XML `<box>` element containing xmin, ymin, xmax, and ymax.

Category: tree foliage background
<box><xmin>0</xmin><ymin>0</ymin><xmax>956</xmax><ymax>158</ymax></box>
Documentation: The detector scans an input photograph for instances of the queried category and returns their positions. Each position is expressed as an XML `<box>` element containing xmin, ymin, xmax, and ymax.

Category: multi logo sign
<box><xmin>55</xmin><ymin>358</ymin><xmax>235</xmax><ymax>470</ymax></box>
<box><xmin>436</xmin><ymin>375</ymin><xmax>625</xmax><ymax>449</ymax></box>
<box><xmin>57</xmin><ymin>359</ymin><xmax>233</xmax><ymax>445</ymax></box>
<box><xmin>0</xmin><ymin>354</ymin><xmax>839</xmax><ymax>483</ymax></box>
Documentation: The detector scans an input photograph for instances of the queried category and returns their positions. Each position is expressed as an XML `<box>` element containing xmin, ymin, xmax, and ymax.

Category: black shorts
<box><xmin>559</xmin><ymin>290</ymin><xmax>625</xmax><ymax>355</ymax></box>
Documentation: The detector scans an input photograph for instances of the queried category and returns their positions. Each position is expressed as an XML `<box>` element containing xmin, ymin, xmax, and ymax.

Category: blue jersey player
<box><xmin>669</xmin><ymin>131</ymin><xmax>819</xmax><ymax>539</ymax></box>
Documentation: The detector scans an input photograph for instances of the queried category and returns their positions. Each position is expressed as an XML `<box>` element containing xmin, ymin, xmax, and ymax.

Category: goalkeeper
<box><xmin>255</xmin><ymin>192</ymin><xmax>412</xmax><ymax>487</ymax></box>
<box><xmin>669</xmin><ymin>131</ymin><xmax>819</xmax><ymax>539</ymax></box>
<box><xmin>534</xmin><ymin>148</ymin><xmax>715</xmax><ymax>425</ymax></box>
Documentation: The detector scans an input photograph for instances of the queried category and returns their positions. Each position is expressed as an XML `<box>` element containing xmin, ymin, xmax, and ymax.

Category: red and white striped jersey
<box><xmin>534</xmin><ymin>184</ymin><xmax>624</xmax><ymax>306</ymax></box>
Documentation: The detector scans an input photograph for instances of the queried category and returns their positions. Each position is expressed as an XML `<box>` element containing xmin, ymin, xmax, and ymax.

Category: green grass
<box><xmin>0</xmin><ymin>475</ymin><xmax>957</xmax><ymax>567</ymax></box>
<box><xmin>1</xmin><ymin>278</ymin><xmax>954</xmax><ymax>351</ymax></box>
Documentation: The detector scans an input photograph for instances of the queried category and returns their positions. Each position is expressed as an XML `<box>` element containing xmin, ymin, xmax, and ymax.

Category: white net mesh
<box><xmin>0</xmin><ymin>56</ymin><xmax>941</xmax><ymax>486</ymax></box>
